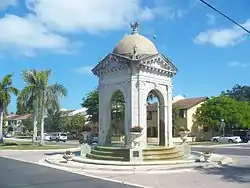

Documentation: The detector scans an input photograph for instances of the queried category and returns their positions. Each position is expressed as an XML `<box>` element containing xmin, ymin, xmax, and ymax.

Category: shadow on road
<box><xmin>196</xmin><ymin>165</ymin><xmax>250</xmax><ymax>183</ymax></box>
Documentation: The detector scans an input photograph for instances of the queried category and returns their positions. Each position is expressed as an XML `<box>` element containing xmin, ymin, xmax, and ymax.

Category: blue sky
<box><xmin>1</xmin><ymin>0</ymin><xmax>250</xmax><ymax>113</ymax></box>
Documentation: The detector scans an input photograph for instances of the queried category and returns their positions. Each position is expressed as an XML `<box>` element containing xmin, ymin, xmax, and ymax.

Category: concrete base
<box><xmin>73</xmin><ymin>155</ymin><xmax>196</xmax><ymax>166</ymax></box>
<box><xmin>44</xmin><ymin>152</ymin><xmax>233</xmax><ymax>174</ymax></box>
<box><xmin>129</xmin><ymin>148</ymin><xmax>143</xmax><ymax>162</ymax></box>
<box><xmin>45</xmin><ymin>154</ymin><xmax>205</xmax><ymax>174</ymax></box>
<box><xmin>80</xmin><ymin>144</ymin><xmax>91</xmax><ymax>157</ymax></box>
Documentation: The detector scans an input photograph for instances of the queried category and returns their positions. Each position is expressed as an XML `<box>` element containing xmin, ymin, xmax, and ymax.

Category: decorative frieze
<box><xmin>92</xmin><ymin>53</ymin><xmax>130</xmax><ymax>76</ymax></box>
<box><xmin>93</xmin><ymin>53</ymin><xmax>177</xmax><ymax>77</ymax></box>
<box><xmin>138</xmin><ymin>54</ymin><xmax>177</xmax><ymax>77</ymax></box>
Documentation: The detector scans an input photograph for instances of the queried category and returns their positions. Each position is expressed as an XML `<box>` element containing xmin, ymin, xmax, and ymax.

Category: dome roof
<box><xmin>112</xmin><ymin>22</ymin><xmax>158</xmax><ymax>57</ymax></box>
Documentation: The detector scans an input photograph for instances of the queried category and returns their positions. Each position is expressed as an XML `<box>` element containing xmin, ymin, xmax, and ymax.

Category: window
<box><xmin>147</xmin><ymin>112</ymin><xmax>152</xmax><ymax>120</ymax></box>
<box><xmin>179</xmin><ymin>110</ymin><xmax>186</xmax><ymax>118</ymax></box>
<box><xmin>203</xmin><ymin>126</ymin><xmax>209</xmax><ymax>132</ymax></box>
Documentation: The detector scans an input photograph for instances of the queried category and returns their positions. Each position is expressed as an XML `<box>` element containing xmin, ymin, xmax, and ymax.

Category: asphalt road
<box><xmin>0</xmin><ymin>157</ymin><xmax>138</xmax><ymax>188</ymax></box>
<box><xmin>45</xmin><ymin>140</ymin><xmax>79</xmax><ymax>147</ymax></box>
<box><xmin>191</xmin><ymin>145</ymin><xmax>250</xmax><ymax>156</ymax></box>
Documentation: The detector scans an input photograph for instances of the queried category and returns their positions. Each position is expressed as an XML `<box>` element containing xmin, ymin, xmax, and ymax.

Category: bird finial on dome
<box><xmin>130</xmin><ymin>21</ymin><xmax>139</xmax><ymax>34</ymax></box>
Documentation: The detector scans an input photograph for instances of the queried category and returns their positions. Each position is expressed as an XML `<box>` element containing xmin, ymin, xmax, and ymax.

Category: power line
<box><xmin>199</xmin><ymin>0</ymin><xmax>250</xmax><ymax>34</ymax></box>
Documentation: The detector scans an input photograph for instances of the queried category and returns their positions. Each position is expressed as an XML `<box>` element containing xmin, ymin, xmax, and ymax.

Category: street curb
<box><xmin>0</xmin><ymin>147</ymin><xmax>80</xmax><ymax>152</ymax></box>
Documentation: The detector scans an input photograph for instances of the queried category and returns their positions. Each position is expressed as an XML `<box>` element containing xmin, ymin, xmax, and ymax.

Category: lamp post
<box><xmin>220</xmin><ymin>119</ymin><xmax>226</xmax><ymax>137</ymax></box>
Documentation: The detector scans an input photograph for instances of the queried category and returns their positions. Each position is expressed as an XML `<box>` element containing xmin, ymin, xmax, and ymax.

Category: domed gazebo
<box><xmin>92</xmin><ymin>22</ymin><xmax>178</xmax><ymax>151</ymax></box>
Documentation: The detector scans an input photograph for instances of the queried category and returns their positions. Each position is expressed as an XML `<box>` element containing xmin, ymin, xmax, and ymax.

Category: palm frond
<box><xmin>46</xmin><ymin>83</ymin><xmax>67</xmax><ymax>113</ymax></box>
<box><xmin>0</xmin><ymin>73</ymin><xmax>18</xmax><ymax>110</ymax></box>
<box><xmin>8</xmin><ymin>86</ymin><xmax>19</xmax><ymax>96</ymax></box>
<box><xmin>22</xmin><ymin>70</ymin><xmax>38</xmax><ymax>85</ymax></box>
<box><xmin>48</xmin><ymin>83</ymin><xmax>68</xmax><ymax>97</ymax></box>
<box><xmin>0</xmin><ymin>73</ymin><xmax>14</xmax><ymax>88</ymax></box>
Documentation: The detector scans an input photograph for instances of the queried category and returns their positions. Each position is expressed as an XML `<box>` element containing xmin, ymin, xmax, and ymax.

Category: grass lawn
<box><xmin>0</xmin><ymin>140</ymin><xmax>74</xmax><ymax>150</ymax></box>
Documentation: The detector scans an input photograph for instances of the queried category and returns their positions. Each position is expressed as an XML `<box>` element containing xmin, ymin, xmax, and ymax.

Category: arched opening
<box><xmin>109</xmin><ymin>90</ymin><xmax>126</xmax><ymax>145</ymax></box>
<box><xmin>146</xmin><ymin>89</ymin><xmax>165</xmax><ymax>146</ymax></box>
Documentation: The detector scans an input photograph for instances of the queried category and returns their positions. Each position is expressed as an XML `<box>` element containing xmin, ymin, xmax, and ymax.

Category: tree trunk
<box><xmin>0</xmin><ymin>108</ymin><xmax>4</xmax><ymax>143</ymax></box>
<box><xmin>32</xmin><ymin>109</ymin><xmax>38</xmax><ymax>143</ymax></box>
<box><xmin>40</xmin><ymin>90</ymin><xmax>46</xmax><ymax>145</ymax></box>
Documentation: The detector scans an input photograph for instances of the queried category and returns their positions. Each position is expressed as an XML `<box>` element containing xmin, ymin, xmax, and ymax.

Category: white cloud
<box><xmin>75</xmin><ymin>66</ymin><xmax>94</xmax><ymax>74</ymax></box>
<box><xmin>25</xmin><ymin>0</ymin><xmax>162</xmax><ymax>34</ymax></box>
<box><xmin>0</xmin><ymin>0</ymin><xmax>17</xmax><ymax>10</ymax></box>
<box><xmin>206</xmin><ymin>13</ymin><xmax>216</xmax><ymax>26</ymax></box>
<box><xmin>194</xmin><ymin>19</ymin><xmax>250</xmax><ymax>47</ymax></box>
<box><xmin>0</xmin><ymin>15</ymin><xmax>76</xmax><ymax>56</ymax></box>
<box><xmin>228</xmin><ymin>61</ymin><xmax>249</xmax><ymax>68</ymax></box>
<box><xmin>1</xmin><ymin>0</ymin><xmax>175</xmax><ymax>56</ymax></box>
<box><xmin>2</xmin><ymin>0</ymin><xmax>193</xmax><ymax>56</ymax></box>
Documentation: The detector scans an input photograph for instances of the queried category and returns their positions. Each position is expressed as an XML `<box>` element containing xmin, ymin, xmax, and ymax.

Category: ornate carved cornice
<box><xmin>92</xmin><ymin>53</ymin><xmax>130</xmax><ymax>77</ymax></box>
<box><xmin>92</xmin><ymin>53</ymin><xmax>178</xmax><ymax>78</ymax></box>
<box><xmin>138</xmin><ymin>54</ymin><xmax>178</xmax><ymax>77</ymax></box>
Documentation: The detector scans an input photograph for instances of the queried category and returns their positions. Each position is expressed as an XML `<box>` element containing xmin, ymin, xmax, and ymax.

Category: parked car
<box><xmin>50</xmin><ymin>132</ymin><xmax>67</xmax><ymax>142</ymax></box>
<box><xmin>211</xmin><ymin>134</ymin><xmax>242</xmax><ymax>143</ymax></box>
<box><xmin>232</xmin><ymin>130</ymin><xmax>250</xmax><ymax>143</ymax></box>
<box><xmin>87</xmin><ymin>133</ymin><xmax>99</xmax><ymax>145</ymax></box>
<box><xmin>36</xmin><ymin>133</ymin><xmax>52</xmax><ymax>141</ymax></box>
<box><xmin>4</xmin><ymin>132</ymin><xmax>12</xmax><ymax>138</ymax></box>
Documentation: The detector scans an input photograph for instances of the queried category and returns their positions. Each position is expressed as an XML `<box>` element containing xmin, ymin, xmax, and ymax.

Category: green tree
<box><xmin>18</xmin><ymin>69</ymin><xmax>67</xmax><ymax>144</ymax></box>
<box><xmin>222</xmin><ymin>84</ymin><xmax>250</xmax><ymax>103</ymax></box>
<box><xmin>81</xmin><ymin>89</ymin><xmax>126</xmax><ymax>125</ymax></box>
<box><xmin>81</xmin><ymin>89</ymin><xmax>99</xmax><ymax>123</ymax></box>
<box><xmin>60</xmin><ymin>114</ymin><xmax>85</xmax><ymax>137</ymax></box>
<box><xmin>0</xmin><ymin>74</ymin><xmax>19</xmax><ymax>143</ymax></box>
<box><xmin>194</xmin><ymin>95</ymin><xmax>250</xmax><ymax>135</ymax></box>
<box><xmin>172</xmin><ymin>107</ymin><xmax>187</xmax><ymax>136</ymax></box>
<box><xmin>69</xmin><ymin>114</ymin><xmax>85</xmax><ymax>136</ymax></box>
<box><xmin>44</xmin><ymin>108</ymin><xmax>62</xmax><ymax>132</ymax></box>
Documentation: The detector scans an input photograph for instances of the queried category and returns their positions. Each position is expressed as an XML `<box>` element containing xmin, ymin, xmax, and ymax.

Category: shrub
<box><xmin>130</xmin><ymin>126</ymin><xmax>143</xmax><ymax>132</ymax></box>
<box><xmin>179</xmin><ymin>126</ymin><xmax>189</xmax><ymax>132</ymax></box>
<box><xmin>65</xmin><ymin>150</ymin><xmax>72</xmax><ymax>155</ymax></box>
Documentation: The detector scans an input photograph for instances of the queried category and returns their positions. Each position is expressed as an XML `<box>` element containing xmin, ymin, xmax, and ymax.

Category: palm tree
<box><xmin>0</xmin><ymin>74</ymin><xmax>19</xmax><ymax>143</ymax></box>
<box><xmin>18</xmin><ymin>69</ymin><xmax>67</xmax><ymax>145</ymax></box>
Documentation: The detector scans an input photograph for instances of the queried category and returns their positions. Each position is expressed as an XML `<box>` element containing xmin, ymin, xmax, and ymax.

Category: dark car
<box><xmin>79</xmin><ymin>133</ymin><xmax>99</xmax><ymax>145</ymax></box>
<box><xmin>232</xmin><ymin>130</ymin><xmax>250</xmax><ymax>143</ymax></box>
<box><xmin>87</xmin><ymin>133</ymin><xmax>99</xmax><ymax>145</ymax></box>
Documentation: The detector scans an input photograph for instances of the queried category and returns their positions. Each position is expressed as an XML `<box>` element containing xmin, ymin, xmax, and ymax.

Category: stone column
<box><xmin>98</xmin><ymin>86</ymin><xmax>111</xmax><ymax>145</ymax></box>
<box><xmin>138</xmin><ymin>80</ymin><xmax>147</xmax><ymax>148</ymax></box>
<box><xmin>124</xmin><ymin>82</ymin><xmax>131</xmax><ymax>146</ymax></box>
<box><xmin>157</xmin><ymin>101</ymin><xmax>160</xmax><ymax>145</ymax></box>
<box><xmin>166</xmin><ymin>85</ymin><xmax>173</xmax><ymax>147</ymax></box>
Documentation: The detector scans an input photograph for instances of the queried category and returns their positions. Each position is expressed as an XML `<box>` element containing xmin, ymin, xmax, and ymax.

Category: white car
<box><xmin>211</xmin><ymin>134</ymin><xmax>242</xmax><ymax>143</ymax></box>
<box><xmin>51</xmin><ymin>132</ymin><xmax>67</xmax><ymax>142</ymax></box>
<box><xmin>36</xmin><ymin>133</ymin><xmax>52</xmax><ymax>141</ymax></box>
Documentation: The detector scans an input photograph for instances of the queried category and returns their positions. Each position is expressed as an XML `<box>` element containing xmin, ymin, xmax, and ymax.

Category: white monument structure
<box><xmin>92</xmin><ymin>22</ymin><xmax>178</xmax><ymax>149</ymax></box>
